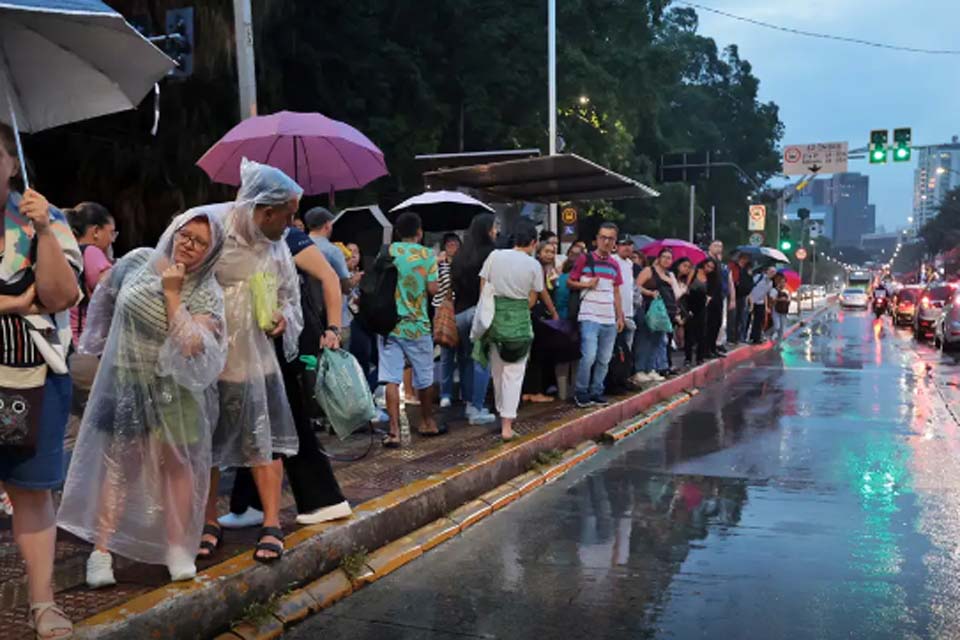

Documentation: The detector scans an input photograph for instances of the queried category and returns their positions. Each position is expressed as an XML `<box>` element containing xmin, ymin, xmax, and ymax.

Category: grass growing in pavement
<box><xmin>236</xmin><ymin>592</ymin><xmax>283</xmax><ymax>628</ymax></box>
<box><xmin>528</xmin><ymin>449</ymin><xmax>565</xmax><ymax>473</ymax></box>
<box><xmin>340</xmin><ymin>547</ymin><xmax>369</xmax><ymax>581</ymax></box>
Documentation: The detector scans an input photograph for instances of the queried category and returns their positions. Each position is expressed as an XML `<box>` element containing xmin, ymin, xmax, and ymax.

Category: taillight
<box><xmin>921</xmin><ymin>296</ymin><xmax>931</xmax><ymax>309</ymax></box>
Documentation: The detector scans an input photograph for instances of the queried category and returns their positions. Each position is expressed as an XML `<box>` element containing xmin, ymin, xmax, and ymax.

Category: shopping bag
<box><xmin>304</xmin><ymin>350</ymin><xmax>377</xmax><ymax>440</ymax></box>
<box><xmin>433</xmin><ymin>300</ymin><xmax>459</xmax><ymax>348</ymax></box>
<box><xmin>249</xmin><ymin>271</ymin><xmax>279</xmax><ymax>331</ymax></box>
<box><xmin>470</xmin><ymin>280</ymin><xmax>496</xmax><ymax>341</ymax></box>
<box><xmin>645</xmin><ymin>297</ymin><xmax>673</xmax><ymax>333</ymax></box>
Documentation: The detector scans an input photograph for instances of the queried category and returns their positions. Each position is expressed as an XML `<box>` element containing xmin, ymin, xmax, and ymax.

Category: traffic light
<box><xmin>780</xmin><ymin>224</ymin><xmax>793</xmax><ymax>251</ymax></box>
<box><xmin>869</xmin><ymin>129</ymin><xmax>888</xmax><ymax>164</ymax></box>
<box><xmin>893</xmin><ymin>127</ymin><xmax>912</xmax><ymax>162</ymax></box>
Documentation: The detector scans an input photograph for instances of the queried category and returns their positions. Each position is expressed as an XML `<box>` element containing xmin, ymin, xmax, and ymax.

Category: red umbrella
<box><xmin>640</xmin><ymin>239</ymin><xmax>707</xmax><ymax>264</ymax></box>
<box><xmin>779</xmin><ymin>268</ymin><xmax>801</xmax><ymax>292</ymax></box>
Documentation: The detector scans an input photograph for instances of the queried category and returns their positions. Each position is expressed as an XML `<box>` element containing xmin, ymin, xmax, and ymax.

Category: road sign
<box><xmin>748</xmin><ymin>204</ymin><xmax>766</xmax><ymax>231</ymax></box>
<box><xmin>782</xmin><ymin>142</ymin><xmax>849</xmax><ymax>176</ymax></box>
<box><xmin>748</xmin><ymin>232</ymin><xmax>765</xmax><ymax>247</ymax></box>
<box><xmin>795</xmin><ymin>248</ymin><xmax>808</xmax><ymax>261</ymax></box>
<box><xmin>561</xmin><ymin>207</ymin><xmax>578</xmax><ymax>225</ymax></box>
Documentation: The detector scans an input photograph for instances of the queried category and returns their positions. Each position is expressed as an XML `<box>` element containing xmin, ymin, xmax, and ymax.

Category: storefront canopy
<box><xmin>423</xmin><ymin>153</ymin><xmax>659</xmax><ymax>204</ymax></box>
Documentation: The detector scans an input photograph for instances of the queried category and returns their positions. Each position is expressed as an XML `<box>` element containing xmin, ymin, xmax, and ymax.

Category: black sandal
<box><xmin>196</xmin><ymin>523</ymin><xmax>223</xmax><ymax>560</ymax></box>
<box><xmin>253</xmin><ymin>526</ymin><xmax>285</xmax><ymax>564</ymax></box>
<box><xmin>382</xmin><ymin>434</ymin><xmax>401</xmax><ymax>449</ymax></box>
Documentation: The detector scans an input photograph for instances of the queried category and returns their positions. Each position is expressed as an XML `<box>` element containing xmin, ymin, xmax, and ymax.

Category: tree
<box><xmin>920</xmin><ymin>187</ymin><xmax>960</xmax><ymax>256</ymax></box>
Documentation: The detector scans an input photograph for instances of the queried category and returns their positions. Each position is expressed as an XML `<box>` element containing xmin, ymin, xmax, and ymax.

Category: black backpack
<box><xmin>604</xmin><ymin>331</ymin><xmax>633</xmax><ymax>393</ymax></box>
<box><xmin>356</xmin><ymin>247</ymin><xmax>400</xmax><ymax>336</ymax></box>
<box><xmin>566</xmin><ymin>251</ymin><xmax>596</xmax><ymax>322</ymax></box>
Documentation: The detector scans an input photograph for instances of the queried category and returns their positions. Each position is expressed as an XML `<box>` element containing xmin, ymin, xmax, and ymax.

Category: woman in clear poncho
<box><xmin>57</xmin><ymin>207</ymin><xmax>227</xmax><ymax>585</ymax></box>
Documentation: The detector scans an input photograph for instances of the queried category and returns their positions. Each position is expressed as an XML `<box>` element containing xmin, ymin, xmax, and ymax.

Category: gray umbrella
<box><xmin>0</xmin><ymin>0</ymin><xmax>175</xmax><ymax>187</ymax></box>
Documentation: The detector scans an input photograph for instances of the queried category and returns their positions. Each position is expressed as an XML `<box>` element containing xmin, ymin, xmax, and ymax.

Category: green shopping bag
<box><xmin>645</xmin><ymin>297</ymin><xmax>674</xmax><ymax>333</ymax></box>
<box><xmin>301</xmin><ymin>350</ymin><xmax>377</xmax><ymax>440</ymax></box>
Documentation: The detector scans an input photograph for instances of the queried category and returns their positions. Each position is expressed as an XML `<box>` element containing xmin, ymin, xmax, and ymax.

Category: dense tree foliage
<box><xmin>920</xmin><ymin>187</ymin><xmax>960</xmax><ymax>256</ymax></box>
<box><xmin>26</xmin><ymin>0</ymin><xmax>782</xmax><ymax>250</ymax></box>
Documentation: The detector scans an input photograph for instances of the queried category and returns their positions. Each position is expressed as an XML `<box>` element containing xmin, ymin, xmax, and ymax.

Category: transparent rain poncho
<box><xmin>57</xmin><ymin>207</ymin><xmax>227</xmax><ymax>566</ymax></box>
<box><xmin>210</xmin><ymin>158</ymin><xmax>304</xmax><ymax>467</ymax></box>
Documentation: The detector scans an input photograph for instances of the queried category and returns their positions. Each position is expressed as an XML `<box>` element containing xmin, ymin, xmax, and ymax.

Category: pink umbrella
<box><xmin>640</xmin><ymin>239</ymin><xmax>707</xmax><ymax>265</ymax></box>
<box><xmin>778</xmin><ymin>268</ymin><xmax>801</xmax><ymax>292</ymax></box>
<box><xmin>197</xmin><ymin>111</ymin><xmax>388</xmax><ymax>195</ymax></box>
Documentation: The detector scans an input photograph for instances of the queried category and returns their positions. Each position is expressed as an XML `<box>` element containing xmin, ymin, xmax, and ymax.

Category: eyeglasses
<box><xmin>110</xmin><ymin>230</ymin><xmax>119</xmax><ymax>242</ymax></box>
<box><xmin>598</xmin><ymin>235</ymin><xmax>617</xmax><ymax>243</ymax></box>
<box><xmin>175</xmin><ymin>230</ymin><xmax>209</xmax><ymax>250</ymax></box>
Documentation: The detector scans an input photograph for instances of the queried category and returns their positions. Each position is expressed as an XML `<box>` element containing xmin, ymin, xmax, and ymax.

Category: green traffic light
<box><xmin>871</xmin><ymin>149</ymin><xmax>887</xmax><ymax>163</ymax></box>
<box><xmin>781</xmin><ymin>240</ymin><xmax>793</xmax><ymax>251</ymax></box>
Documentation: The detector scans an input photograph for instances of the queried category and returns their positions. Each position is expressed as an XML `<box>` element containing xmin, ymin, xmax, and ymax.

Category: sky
<box><xmin>691</xmin><ymin>0</ymin><xmax>960</xmax><ymax>231</ymax></box>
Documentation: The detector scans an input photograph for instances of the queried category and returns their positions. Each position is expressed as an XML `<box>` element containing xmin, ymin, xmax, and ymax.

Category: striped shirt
<box><xmin>570</xmin><ymin>251</ymin><xmax>623</xmax><ymax>325</ymax></box>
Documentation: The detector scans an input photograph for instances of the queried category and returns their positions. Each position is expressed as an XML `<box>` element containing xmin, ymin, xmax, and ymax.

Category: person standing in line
<box><xmin>769</xmin><ymin>273</ymin><xmax>790</xmax><ymax>343</ymax></box>
<box><xmin>703</xmin><ymin>241</ymin><xmax>729</xmax><ymax>359</ymax></box>
<box><xmin>728</xmin><ymin>252</ymin><xmax>754</xmax><ymax>344</ymax></box>
<box><xmin>304</xmin><ymin>207</ymin><xmax>361</xmax><ymax>295</ymax></box>
<box><xmin>0</xmin><ymin>123</ymin><xmax>83</xmax><ymax>640</ymax></box>
<box><xmin>569</xmin><ymin>222</ymin><xmax>625</xmax><ymax>408</ymax></box>
<box><xmin>632</xmin><ymin>249</ymin><xmax>677</xmax><ymax>384</ymax></box>
<box><xmin>684</xmin><ymin>259</ymin><xmax>716</xmax><ymax>366</ymax></box>
<box><xmin>198</xmin><ymin>159</ymin><xmax>306</xmax><ymax>565</ymax></box>
<box><xmin>66</xmin><ymin>202</ymin><xmax>115</xmax><ymax>346</ymax></box>
<box><xmin>436</xmin><ymin>233</ymin><xmax>462</xmax><ymax>409</ymax></box>
<box><xmin>449</xmin><ymin>214</ymin><xmax>498</xmax><ymax>425</ymax></box>
<box><xmin>749</xmin><ymin>266</ymin><xmax>777</xmax><ymax>344</ymax></box>
<box><xmin>670</xmin><ymin>257</ymin><xmax>693</xmax><ymax>357</ymax></box>
<box><xmin>59</xmin><ymin>208</ymin><xmax>226</xmax><ymax>587</ymax></box>
<box><xmin>612</xmin><ymin>235</ymin><xmax>637</xmax><ymax>351</ymax></box>
<box><xmin>379</xmin><ymin>212</ymin><xmax>442</xmax><ymax>448</ymax></box>
<box><xmin>220</xmin><ymin>222</ymin><xmax>352</xmax><ymax>530</ymax></box>
<box><xmin>521</xmin><ymin>242</ymin><xmax>561</xmax><ymax>404</ymax></box>
<box><xmin>473</xmin><ymin>220</ymin><xmax>543</xmax><ymax>440</ymax></box>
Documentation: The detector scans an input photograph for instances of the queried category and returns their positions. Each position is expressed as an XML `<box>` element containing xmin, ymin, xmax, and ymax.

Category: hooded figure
<box><xmin>58</xmin><ymin>207</ymin><xmax>227</xmax><ymax>585</ymax></box>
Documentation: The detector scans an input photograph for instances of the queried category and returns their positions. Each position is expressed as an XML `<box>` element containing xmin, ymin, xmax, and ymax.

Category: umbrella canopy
<box><xmin>640</xmin><ymin>239</ymin><xmax>707</xmax><ymax>265</ymax></box>
<box><xmin>197</xmin><ymin>111</ymin><xmax>387</xmax><ymax>195</ymax></box>
<box><xmin>388</xmin><ymin>190</ymin><xmax>494</xmax><ymax>232</ymax></box>
<box><xmin>778</xmin><ymin>268</ymin><xmax>801</xmax><ymax>292</ymax></box>
<box><xmin>735</xmin><ymin>245</ymin><xmax>790</xmax><ymax>265</ymax></box>
<box><xmin>0</xmin><ymin>0</ymin><xmax>175</xmax><ymax>132</ymax></box>
<box><xmin>330</xmin><ymin>205</ymin><xmax>392</xmax><ymax>271</ymax></box>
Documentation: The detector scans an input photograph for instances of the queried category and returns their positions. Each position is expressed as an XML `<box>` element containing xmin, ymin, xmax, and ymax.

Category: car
<box><xmin>839</xmin><ymin>288</ymin><xmax>868</xmax><ymax>309</ymax></box>
<box><xmin>892</xmin><ymin>286</ymin><xmax>922</xmax><ymax>326</ymax></box>
<box><xmin>914</xmin><ymin>283</ymin><xmax>955</xmax><ymax>341</ymax></box>
<box><xmin>935</xmin><ymin>291</ymin><xmax>960</xmax><ymax>350</ymax></box>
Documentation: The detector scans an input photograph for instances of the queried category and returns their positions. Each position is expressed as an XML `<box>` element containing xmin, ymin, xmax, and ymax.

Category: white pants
<box><xmin>489</xmin><ymin>346</ymin><xmax>528</xmax><ymax>419</ymax></box>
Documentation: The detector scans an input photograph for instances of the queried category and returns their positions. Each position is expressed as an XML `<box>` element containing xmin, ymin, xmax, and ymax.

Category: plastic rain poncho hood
<box><xmin>57</xmin><ymin>207</ymin><xmax>227</xmax><ymax>567</ymax></box>
<box><xmin>210</xmin><ymin>158</ymin><xmax>304</xmax><ymax>467</ymax></box>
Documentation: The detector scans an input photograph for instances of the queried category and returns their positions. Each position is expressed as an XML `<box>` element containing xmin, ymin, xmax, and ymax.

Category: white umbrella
<box><xmin>0</xmin><ymin>0</ymin><xmax>175</xmax><ymax>187</ymax></box>
<box><xmin>389</xmin><ymin>190</ymin><xmax>494</xmax><ymax>232</ymax></box>
<box><xmin>760</xmin><ymin>247</ymin><xmax>790</xmax><ymax>263</ymax></box>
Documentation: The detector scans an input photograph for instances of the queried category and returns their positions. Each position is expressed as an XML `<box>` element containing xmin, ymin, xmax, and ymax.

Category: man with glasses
<box><xmin>569</xmin><ymin>222</ymin><xmax>625</xmax><ymax>407</ymax></box>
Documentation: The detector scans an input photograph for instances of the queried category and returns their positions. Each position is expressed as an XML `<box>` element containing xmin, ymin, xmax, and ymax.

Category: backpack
<box><xmin>774</xmin><ymin>289</ymin><xmax>791</xmax><ymax>314</ymax></box>
<box><xmin>356</xmin><ymin>247</ymin><xmax>400</xmax><ymax>336</ymax></box>
<box><xmin>566</xmin><ymin>251</ymin><xmax>596</xmax><ymax>322</ymax></box>
<box><xmin>604</xmin><ymin>331</ymin><xmax>633</xmax><ymax>393</ymax></box>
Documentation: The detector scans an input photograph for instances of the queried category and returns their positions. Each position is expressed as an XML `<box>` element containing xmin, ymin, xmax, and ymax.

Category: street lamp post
<box><xmin>547</xmin><ymin>0</ymin><xmax>557</xmax><ymax>233</ymax></box>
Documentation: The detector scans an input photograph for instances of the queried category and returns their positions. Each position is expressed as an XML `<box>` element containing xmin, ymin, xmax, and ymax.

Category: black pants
<box><xmin>730</xmin><ymin>296</ymin><xmax>749</xmax><ymax>343</ymax></box>
<box><xmin>705</xmin><ymin>297</ymin><xmax>724</xmax><ymax>353</ymax></box>
<box><xmin>685</xmin><ymin>310</ymin><xmax>709</xmax><ymax>363</ymax></box>
<box><xmin>750</xmin><ymin>303</ymin><xmax>766</xmax><ymax>343</ymax></box>
<box><xmin>229</xmin><ymin>343</ymin><xmax>346</xmax><ymax>515</ymax></box>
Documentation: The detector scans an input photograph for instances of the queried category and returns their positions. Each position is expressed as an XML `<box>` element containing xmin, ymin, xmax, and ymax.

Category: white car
<box><xmin>840</xmin><ymin>288</ymin><xmax>868</xmax><ymax>309</ymax></box>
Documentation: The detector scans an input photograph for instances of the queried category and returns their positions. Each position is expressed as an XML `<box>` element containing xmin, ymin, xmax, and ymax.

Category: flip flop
<box><xmin>382</xmin><ymin>435</ymin><xmax>401</xmax><ymax>449</ymax></box>
<box><xmin>418</xmin><ymin>424</ymin><xmax>449</xmax><ymax>437</ymax></box>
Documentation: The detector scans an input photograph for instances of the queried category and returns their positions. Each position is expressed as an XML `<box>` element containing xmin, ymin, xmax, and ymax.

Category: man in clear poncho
<box><xmin>57</xmin><ymin>207</ymin><xmax>227</xmax><ymax>584</ymax></box>
<box><xmin>199</xmin><ymin>159</ymin><xmax>305</xmax><ymax>563</ymax></box>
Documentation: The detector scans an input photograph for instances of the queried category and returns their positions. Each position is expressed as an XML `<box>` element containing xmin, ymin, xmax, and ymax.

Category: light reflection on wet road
<box><xmin>286</xmin><ymin>309</ymin><xmax>960</xmax><ymax>640</ymax></box>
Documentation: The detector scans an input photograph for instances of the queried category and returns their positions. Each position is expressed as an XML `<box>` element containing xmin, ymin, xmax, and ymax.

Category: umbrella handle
<box><xmin>3</xmin><ymin>77</ymin><xmax>28</xmax><ymax>191</ymax></box>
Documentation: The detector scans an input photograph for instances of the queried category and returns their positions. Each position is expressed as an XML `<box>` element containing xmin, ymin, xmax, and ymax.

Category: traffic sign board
<box><xmin>561</xmin><ymin>207</ymin><xmax>578</xmax><ymax>224</ymax></box>
<box><xmin>782</xmin><ymin>142</ymin><xmax>848</xmax><ymax>176</ymax></box>
<box><xmin>795</xmin><ymin>248</ymin><xmax>808</xmax><ymax>261</ymax></box>
<box><xmin>748</xmin><ymin>232</ymin><xmax>765</xmax><ymax>247</ymax></box>
<box><xmin>748</xmin><ymin>205</ymin><xmax>766</xmax><ymax>231</ymax></box>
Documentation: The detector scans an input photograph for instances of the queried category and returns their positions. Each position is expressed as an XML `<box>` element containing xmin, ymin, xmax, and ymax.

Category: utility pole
<box><xmin>688</xmin><ymin>185</ymin><xmax>696</xmax><ymax>243</ymax></box>
<box><xmin>547</xmin><ymin>0</ymin><xmax>557</xmax><ymax>234</ymax></box>
<box><xmin>711</xmin><ymin>204</ymin><xmax>716</xmax><ymax>241</ymax></box>
<box><xmin>233</xmin><ymin>0</ymin><xmax>257</xmax><ymax>119</ymax></box>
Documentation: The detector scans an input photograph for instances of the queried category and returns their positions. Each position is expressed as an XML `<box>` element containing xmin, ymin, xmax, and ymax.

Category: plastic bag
<box><xmin>303</xmin><ymin>350</ymin><xmax>376</xmax><ymax>440</ymax></box>
<box><xmin>249</xmin><ymin>271</ymin><xmax>279</xmax><ymax>330</ymax></box>
<box><xmin>645</xmin><ymin>297</ymin><xmax>673</xmax><ymax>333</ymax></box>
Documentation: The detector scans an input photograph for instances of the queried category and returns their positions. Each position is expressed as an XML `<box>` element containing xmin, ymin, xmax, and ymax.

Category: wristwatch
<box><xmin>324</xmin><ymin>325</ymin><xmax>341</xmax><ymax>337</ymax></box>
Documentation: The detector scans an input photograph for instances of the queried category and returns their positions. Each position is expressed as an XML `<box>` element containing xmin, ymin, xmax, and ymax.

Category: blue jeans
<box><xmin>440</xmin><ymin>307</ymin><xmax>490</xmax><ymax>409</ymax></box>
<box><xmin>633</xmin><ymin>309</ymin><xmax>667</xmax><ymax>373</ymax></box>
<box><xmin>575</xmin><ymin>321</ymin><xmax>618</xmax><ymax>398</ymax></box>
<box><xmin>349</xmin><ymin>319</ymin><xmax>379</xmax><ymax>390</ymax></box>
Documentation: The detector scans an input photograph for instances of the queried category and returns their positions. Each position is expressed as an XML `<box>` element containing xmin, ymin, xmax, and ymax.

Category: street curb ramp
<box><xmin>76</xmin><ymin>302</ymin><xmax>834</xmax><ymax>640</ymax></box>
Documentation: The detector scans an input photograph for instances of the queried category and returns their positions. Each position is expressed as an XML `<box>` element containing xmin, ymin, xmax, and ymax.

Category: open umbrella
<box><xmin>640</xmin><ymin>239</ymin><xmax>707</xmax><ymax>264</ymax></box>
<box><xmin>388</xmin><ymin>190</ymin><xmax>494</xmax><ymax>232</ymax></box>
<box><xmin>197</xmin><ymin>111</ymin><xmax>388</xmax><ymax>197</ymax></box>
<box><xmin>778</xmin><ymin>268</ymin><xmax>801</xmax><ymax>292</ymax></box>
<box><xmin>0</xmin><ymin>0</ymin><xmax>176</xmax><ymax>188</ymax></box>
<box><xmin>735</xmin><ymin>245</ymin><xmax>790</xmax><ymax>265</ymax></box>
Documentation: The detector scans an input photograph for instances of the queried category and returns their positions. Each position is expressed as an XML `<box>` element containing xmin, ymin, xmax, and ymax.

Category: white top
<box><xmin>479</xmin><ymin>249</ymin><xmax>544</xmax><ymax>300</ymax></box>
<box><xmin>613</xmin><ymin>255</ymin><xmax>634</xmax><ymax>316</ymax></box>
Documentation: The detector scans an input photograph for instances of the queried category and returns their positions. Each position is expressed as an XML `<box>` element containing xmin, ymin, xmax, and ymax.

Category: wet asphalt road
<box><xmin>285</xmin><ymin>308</ymin><xmax>960</xmax><ymax>640</ymax></box>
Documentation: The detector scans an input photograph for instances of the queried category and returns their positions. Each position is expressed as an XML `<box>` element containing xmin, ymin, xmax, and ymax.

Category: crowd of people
<box><xmin>0</xmin><ymin>118</ymin><xmax>793</xmax><ymax>638</ymax></box>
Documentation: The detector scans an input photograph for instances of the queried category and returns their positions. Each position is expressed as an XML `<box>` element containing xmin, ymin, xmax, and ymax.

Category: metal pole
<box><xmin>777</xmin><ymin>190</ymin><xmax>785</xmax><ymax>247</ymax></box>
<box><xmin>711</xmin><ymin>204</ymin><xmax>716</xmax><ymax>241</ymax></box>
<box><xmin>547</xmin><ymin>0</ymin><xmax>557</xmax><ymax>233</ymax></box>
<box><xmin>233</xmin><ymin>0</ymin><xmax>258</xmax><ymax>119</ymax></box>
<box><xmin>4</xmin><ymin>92</ymin><xmax>28</xmax><ymax>190</ymax></box>
<box><xmin>689</xmin><ymin>184</ymin><xmax>696</xmax><ymax>243</ymax></box>
<box><xmin>811</xmin><ymin>243</ymin><xmax>817</xmax><ymax>287</ymax></box>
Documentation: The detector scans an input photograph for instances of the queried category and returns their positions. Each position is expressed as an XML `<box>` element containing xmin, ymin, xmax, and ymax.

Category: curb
<box><xmin>76</xmin><ymin>302</ymin><xmax>835</xmax><ymax>640</ymax></box>
<box><xmin>212</xmin><ymin>442</ymin><xmax>599</xmax><ymax>640</ymax></box>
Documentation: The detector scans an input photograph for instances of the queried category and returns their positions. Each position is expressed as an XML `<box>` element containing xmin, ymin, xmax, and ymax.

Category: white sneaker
<box><xmin>630</xmin><ymin>372</ymin><xmax>651</xmax><ymax>385</ymax></box>
<box><xmin>86</xmin><ymin>550</ymin><xmax>116</xmax><ymax>589</ymax></box>
<box><xmin>166</xmin><ymin>546</ymin><xmax>197</xmax><ymax>582</ymax></box>
<box><xmin>468</xmin><ymin>409</ymin><xmax>497</xmax><ymax>425</ymax></box>
<box><xmin>649</xmin><ymin>372</ymin><xmax>665</xmax><ymax>382</ymax></box>
<box><xmin>217</xmin><ymin>507</ymin><xmax>264</xmax><ymax>530</ymax></box>
<box><xmin>439</xmin><ymin>397</ymin><xmax>452</xmax><ymax>409</ymax></box>
<box><xmin>295</xmin><ymin>501</ymin><xmax>352</xmax><ymax>525</ymax></box>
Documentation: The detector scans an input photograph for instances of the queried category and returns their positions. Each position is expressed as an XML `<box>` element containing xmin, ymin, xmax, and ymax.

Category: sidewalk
<box><xmin>0</xmin><ymin>302</ymin><xmax>832</xmax><ymax>639</ymax></box>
